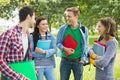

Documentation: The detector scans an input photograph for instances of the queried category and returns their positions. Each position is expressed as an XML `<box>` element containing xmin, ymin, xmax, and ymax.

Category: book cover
<box><xmin>94</xmin><ymin>40</ymin><xmax>106</xmax><ymax>47</ymax></box>
<box><xmin>62</xmin><ymin>34</ymin><xmax>78</xmax><ymax>57</ymax></box>
<box><xmin>37</xmin><ymin>40</ymin><xmax>51</xmax><ymax>50</ymax></box>
<box><xmin>7</xmin><ymin>60</ymin><xmax>37</xmax><ymax>80</ymax></box>
<box><xmin>93</xmin><ymin>40</ymin><xmax>106</xmax><ymax>56</ymax></box>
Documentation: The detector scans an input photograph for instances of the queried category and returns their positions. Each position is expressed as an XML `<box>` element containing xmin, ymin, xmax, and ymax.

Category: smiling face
<box><xmin>97</xmin><ymin>21</ymin><xmax>106</xmax><ymax>35</ymax></box>
<box><xmin>65</xmin><ymin>11</ymin><xmax>78</xmax><ymax>26</ymax></box>
<box><xmin>37</xmin><ymin>20</ymin><xmax>48</xmax><ymax>34</ymax></box>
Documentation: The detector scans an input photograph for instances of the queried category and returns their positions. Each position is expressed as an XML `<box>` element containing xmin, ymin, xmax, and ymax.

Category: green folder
<box><xmin>7</xmin><ymin>60</ymin><xmax>37</xmax><ymax>80</ymax></box>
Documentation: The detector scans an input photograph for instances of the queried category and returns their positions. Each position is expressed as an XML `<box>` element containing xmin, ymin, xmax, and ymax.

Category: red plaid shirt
<box><xmin>0</xmin><ymin>25</ymin><xmax>32</xmax><ymax>80</ymax></box>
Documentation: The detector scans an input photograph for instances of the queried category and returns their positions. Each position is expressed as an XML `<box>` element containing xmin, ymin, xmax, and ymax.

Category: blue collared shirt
<box><xmin>56</xmin><ymin>23</ymin><xmax>89</xmax><ymax>64</ymax></box>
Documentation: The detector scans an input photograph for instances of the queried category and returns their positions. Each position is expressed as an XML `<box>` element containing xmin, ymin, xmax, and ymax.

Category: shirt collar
<box><xmin>15</xmin><ymin>25</ymin><xmax>23</xmax><ymax>33</ymax></box>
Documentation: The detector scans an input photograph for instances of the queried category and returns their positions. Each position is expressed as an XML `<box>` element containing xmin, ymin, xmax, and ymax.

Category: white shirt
<box><xmin>22</xmin><ymin>33</ymin><xmax>28</xmax><ymax>57</ymax></box>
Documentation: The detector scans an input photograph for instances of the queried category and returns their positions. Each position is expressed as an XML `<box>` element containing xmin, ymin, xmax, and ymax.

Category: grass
<box><xmin>114</xmin><ymin>54</ymin><xmax>120</xmax><ymax>80</ymax></box>
<box><xmin>55</xmin><ymin>53</ymin><xmax>120</xmax><ymax>80</ymax></box>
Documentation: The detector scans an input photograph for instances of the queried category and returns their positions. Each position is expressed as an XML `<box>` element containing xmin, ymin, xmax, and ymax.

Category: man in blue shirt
<box><xmin>56</xmin><ymin>7</ymin><xmax>89</xmax><ymax>80</ymax></box>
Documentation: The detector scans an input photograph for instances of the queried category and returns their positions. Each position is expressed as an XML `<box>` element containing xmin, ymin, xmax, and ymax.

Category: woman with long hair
<box><xmin>89</xmin><ymin>17</ymin><xmax>118</xmax><ymax>80</ymax></box>
<box><xmin>30</xmin><ymin>16</ymin><xmax>57</xmax><ymax>80</ymax></box>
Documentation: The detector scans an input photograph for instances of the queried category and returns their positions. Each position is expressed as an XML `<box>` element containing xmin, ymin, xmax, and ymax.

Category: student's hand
<box><xmin>23</xmin><ymin>77</ymin><xmax>30</xmax><ymax>80</ymax></box>
<box><xmin>35</xmin><ymin>47</ymin><xmax>46</xmax><ymax>54</ymax></box>
<box><xmin>36</xmin><ymin>68</ymin><xmax>38</xmax><ymax>75</ymax></box>
<box><xmin>96</xmin><ymin>56</ymin><xmax>102</xmax><ymax>60</ymax></box>
<box><xmin>63</xmin><ymin>47</ymin><xmax>74</xmax><ymax>55</ymax></box>
<box><xmin>79</xmin><ymin>60</ymin><xmax>84</xmax><ymax>64</ymax></box>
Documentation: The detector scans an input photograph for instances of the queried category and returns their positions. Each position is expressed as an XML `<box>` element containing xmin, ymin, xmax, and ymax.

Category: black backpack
<box><xmin>81</xmin><ymin>25</ymin><xmax>85</xmax><ymax>33</ymax></box>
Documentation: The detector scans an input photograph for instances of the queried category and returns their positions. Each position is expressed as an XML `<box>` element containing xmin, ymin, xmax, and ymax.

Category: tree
<box><xmin>0</xmin><ymin>0</ymin><xmax>120</xmax><ymax>34</ymax></box>
<box><xmin>75</xmin><ymin>0</ymin><xmax>120</xmax><ymax>38</ymax></box>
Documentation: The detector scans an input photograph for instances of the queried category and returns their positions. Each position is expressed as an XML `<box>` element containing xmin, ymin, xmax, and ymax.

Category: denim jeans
<box><xmin>37</xmin><ymin>66</ymin><xmax>56</xmax><ymax>80</ymax></box>
<box><xmin>60</xmin><ymin>58</ymin><xmax>83</xmax><ymax>80</ymax></box>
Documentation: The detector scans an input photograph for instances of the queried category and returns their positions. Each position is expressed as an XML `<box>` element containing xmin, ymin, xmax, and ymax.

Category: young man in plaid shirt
<box><xmin>0</xmin><ymin>6</ymin><xmax>36</xmax><ymax>80</ymax></box>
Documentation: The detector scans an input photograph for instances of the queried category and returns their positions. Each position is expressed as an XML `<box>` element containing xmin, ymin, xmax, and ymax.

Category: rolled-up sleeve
<box><xmin>56</xmin><ymin>27</ymin><xmax>64</xmax><ymax>50</ymax></box>
<box><xmin>45</xmin><ymin>36</ymin><xmax>57</xmax><ymax>57</ymax></box>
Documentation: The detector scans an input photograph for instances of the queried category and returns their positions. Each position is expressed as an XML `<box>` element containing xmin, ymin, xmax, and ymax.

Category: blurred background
<box><xmin>0</xmin><ymin>0</ymin><xmax>120</xmax><ymax>80</ymax></box>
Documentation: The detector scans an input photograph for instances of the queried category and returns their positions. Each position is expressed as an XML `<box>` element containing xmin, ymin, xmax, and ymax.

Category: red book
<box><xmin>94</xmin><ymin>40</ymin><xmax>106</xmax><ymax>48</ymax></box>
<box><xmin>62</xmin><ymin>34</ymin><xmax>78</xmax><ymax>57</ymax></box>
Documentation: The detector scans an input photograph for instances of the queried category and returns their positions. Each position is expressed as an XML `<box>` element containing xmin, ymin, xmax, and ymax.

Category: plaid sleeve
<box><xmin>0</xmin><ymin>31</ymin><xmax>25</xmax><ymax>80</ymax></box>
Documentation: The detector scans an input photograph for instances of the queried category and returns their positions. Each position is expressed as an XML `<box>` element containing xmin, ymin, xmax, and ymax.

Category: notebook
<box><xmin>37</xmin><ymin>40</ymin><xmax>51</xmax><ymax>50</ymax></box>
<box><xmin>93</xmin><ymin>40</ymin><xmax>106</xmax><ymax>56</ymax></box>
<box><xmin>7</xmin><ymin>60</ymin><xmax>37</xmax><ymax>80</ymax></box>
<box><xmin>63</xmin><ymin>34</ymin><xmax>78</xmax><ymax>57</ymax></box>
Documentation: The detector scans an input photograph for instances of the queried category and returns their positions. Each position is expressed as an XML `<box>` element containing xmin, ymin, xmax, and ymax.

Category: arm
<box><xmin>56</xmin><ymin>27</ymin><xmax>64</xmax><ymax>50</ymax></box>
<box><xmin>95</xmin><ymin>41</ymin><xmax>118</xmax><ymax>68</ymax></box>
<box><xmin>45</xmin><ymin>35</ymin><xmax>57</xmax><ymax>57</ymax></box>
<box><xmin>0</xmin><ymin>32</ymin><xmax>25</xmax><ymax>80</ymax></box>
<box><xmin>81</xmin><ymin>27</ymin><xmax>89</xmax><ymax>63</ymax></box>
<box><xmin>85</xmin><ymin>27</ymin><xmax>89</xmax><ymax>55</ymax></box>
<box><xmin>56</xmin><ymin>25</ymin><xmax>74</xmax><ymax>56</ymax></box>
<box><xmin>30</xmin><ymin>35</ymin><xmax>45</xmax><ymax>58</ymax></box>
<box><xmin>56</xmin><ymin>27</ymin><xmax>65</xmax><ymax>57</ymax></box>
<box><xmin>30</xmin><ymin>34</ymin><xmax>57</xmax><ymax>58</ymax></box>
<box><xmin>89</xmin><ymin>48</ymin><xmax>97</xmax><ymax>59</ymax></box>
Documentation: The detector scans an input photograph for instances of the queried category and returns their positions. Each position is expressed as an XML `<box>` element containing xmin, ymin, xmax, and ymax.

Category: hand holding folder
<box><xmin>93</xmin><ymin>40</ymin><xmax>106</xmax><ymax>56</ymax></box>
<box><xmin>37</xmin><ymin>40</ymin><xmax>51</xmax><ymax>50</ymax></box>
<box><xmin>63</xmin><ymin>34</ymin><xmax>78</xmax><ymax>57</ymax></box>
<box><xmin>7</xmin><ymin>60</ymin><xmax>37</xmax><ymax>80</ymax></box>
<box><xmin>64</xmin><ymin>47</ymin><xmax>75</xmax><ymax>56</ymax></box>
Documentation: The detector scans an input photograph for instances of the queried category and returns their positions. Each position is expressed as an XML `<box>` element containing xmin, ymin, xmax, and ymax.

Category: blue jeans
<box><xmin>60</xmin><ymin>58</ymin><xmax>83</xmax><ymax>80</ymax></box>
<box><xmin>37</xmin><ymin>66</ymin><xmax>56</xmax><ymax>80</ymax></box>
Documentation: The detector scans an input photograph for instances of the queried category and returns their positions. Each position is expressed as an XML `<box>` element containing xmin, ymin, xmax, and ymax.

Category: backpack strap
<box><xmin>98</xmin><ymin>35</ymin><xmax>103</xmax><ymax>41</ymax></box>
<box><xmin>81</xmin><ymin>25</ymin><xmax>85</xmax><ymax>33</ymax></box>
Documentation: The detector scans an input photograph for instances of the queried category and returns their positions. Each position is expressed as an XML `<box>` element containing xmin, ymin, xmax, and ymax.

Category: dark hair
<box><xmin>19</xmin><ymin>6</ymin><xmax>34</xmax><ymax>22</ymax></box>
<box><xmin>99</xmin><ymin>17</ymin><xmax>117</xmax><ymax>40</ymax></box>
<box><xmin>33</xmin><ymin>16</ymin><xmax>47</xmax><ymax>50</ymax></box>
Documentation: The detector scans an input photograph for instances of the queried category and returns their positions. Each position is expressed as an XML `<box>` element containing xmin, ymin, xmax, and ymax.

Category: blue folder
<box><xmin>37</xmin><ymin>40</ymin><xmax>51</xmax><ymax>50</ymax></box>
<box><xmin>93</xmin><ymin>42</ymin><xmax>106</xmax><ymax>70</ymax></box>
<box><xmin>93</xmin><ymin>43</ymin><xmax>105</xmax><ymax>56</ymax></box>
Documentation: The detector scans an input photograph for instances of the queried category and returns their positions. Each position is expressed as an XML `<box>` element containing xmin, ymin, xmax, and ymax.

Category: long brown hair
<box><xmin>99</xmin><ymin>17</ymin><xmax>117</xmax><ymax>41</ymax></box>
<box><xmin>32</xmin><ymin>16</ymin><xmax>47</xmax><ymax>50</ymax></box>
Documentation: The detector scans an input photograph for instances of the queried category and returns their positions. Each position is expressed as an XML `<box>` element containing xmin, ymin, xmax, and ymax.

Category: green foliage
<box><xmin>89</xmin><ymin>37</ymin><xmax>97</xmax><ymax>46</ymax></box>
<box><xmin>0</xmin><ymin>0</ymin><xmax>120</xmax><ymax>33</ymax></box>
<box><xmin>75</xmin><ymin>0</ymin><xmax>120</xmax><ymax>30</ymax></box>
